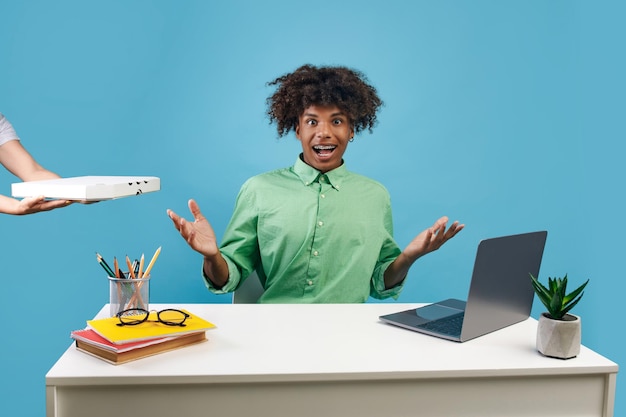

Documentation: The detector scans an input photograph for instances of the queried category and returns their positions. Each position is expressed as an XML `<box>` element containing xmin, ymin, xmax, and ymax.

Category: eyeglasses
<box><xmin>115</xmin><ymin>308</ymin><xmax>190</xmax><ymax>327</ymax></box>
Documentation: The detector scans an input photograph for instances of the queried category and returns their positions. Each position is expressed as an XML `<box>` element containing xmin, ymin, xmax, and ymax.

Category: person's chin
<box><xmin>304</xmin><ymin>151</ymin><xmax>341</xmax><ymax>171</ymax></box>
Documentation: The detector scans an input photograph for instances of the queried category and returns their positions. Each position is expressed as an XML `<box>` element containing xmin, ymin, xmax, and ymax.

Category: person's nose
<box><xmin>315</xmin><ymin>121</ymin><xmax>331</xmax><ymax>138</ymax></box>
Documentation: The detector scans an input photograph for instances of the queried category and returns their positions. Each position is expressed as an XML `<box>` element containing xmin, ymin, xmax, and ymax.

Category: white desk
<box><xmin>46</xmin><ymin>303</ymin><xmax>618</xmax><ymax>417</ymax></box>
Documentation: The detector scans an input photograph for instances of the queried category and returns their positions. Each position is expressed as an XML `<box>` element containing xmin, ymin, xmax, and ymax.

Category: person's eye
<box><xmin>306</xmin><ymin>119</ymin><xmax>317</xmax><ymax>126</ymax></box>
<box><xmin>333</xmin><ymin>118</ymin><xmax>343</xmax><ymax>125</ymax></box>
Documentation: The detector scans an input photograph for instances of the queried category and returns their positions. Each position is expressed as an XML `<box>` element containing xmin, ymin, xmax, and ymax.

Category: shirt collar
<box><xmin>293</xmin><ymin>154</ymin><xmax>347</xmax><ymax>191</ymax></box>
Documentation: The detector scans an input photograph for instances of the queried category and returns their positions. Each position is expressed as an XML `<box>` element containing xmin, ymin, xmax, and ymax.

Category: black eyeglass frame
<box><xmin>115</xmin><ymin>308</ymin><xmax>190</xmax><ymax>327</ymax></box>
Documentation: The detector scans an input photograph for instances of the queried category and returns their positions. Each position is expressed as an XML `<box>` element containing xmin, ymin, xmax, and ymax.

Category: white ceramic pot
<box><xmin>536</xmin><ymin>313</ymin><xmax>581</xmax><ymax>359</ymax></box>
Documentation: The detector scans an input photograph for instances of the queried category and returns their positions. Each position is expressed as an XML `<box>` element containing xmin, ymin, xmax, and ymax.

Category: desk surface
<box><xmin>47</xmin><ymin>303</ymin><xmax>618</xmax><ymax>385</ymax></box>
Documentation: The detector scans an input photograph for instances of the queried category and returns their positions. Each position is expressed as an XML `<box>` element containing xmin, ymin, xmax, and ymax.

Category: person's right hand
<box><xmin>167</xmin><ymin>199</ymin><xmax>219</xmax><ymax>258</ymax></box>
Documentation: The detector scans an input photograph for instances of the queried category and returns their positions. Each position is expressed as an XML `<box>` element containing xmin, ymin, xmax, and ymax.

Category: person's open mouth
<box><xmin>313</xmin><ymin>145</ymin><xmax>336</xmax><ymax>157</ymax></box>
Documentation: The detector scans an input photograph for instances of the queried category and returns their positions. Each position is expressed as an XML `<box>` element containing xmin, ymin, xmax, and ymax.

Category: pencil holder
<box><xmin>108</xmin><ymin>275</ymin><xmax>150</xmax><ymax>317</ymax></box>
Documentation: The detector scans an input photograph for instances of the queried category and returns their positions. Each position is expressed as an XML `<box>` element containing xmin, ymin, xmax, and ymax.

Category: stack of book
<box><xmin>71</xmin><ymin>309</ymin><xmax>216</xmax><ymax>365</ymax></box>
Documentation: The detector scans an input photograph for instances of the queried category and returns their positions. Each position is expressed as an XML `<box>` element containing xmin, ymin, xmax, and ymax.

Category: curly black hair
<box><xmin>266</xmin><ymin>64</ymin><xmax>383</xmax><ymax>137</ymax></box>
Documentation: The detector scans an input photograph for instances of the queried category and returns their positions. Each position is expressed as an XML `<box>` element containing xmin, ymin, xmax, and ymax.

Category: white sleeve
<box><xmin>0</xmin><ymin>113</ymin><xmax>20</xmax><ymax>146</ymax></box>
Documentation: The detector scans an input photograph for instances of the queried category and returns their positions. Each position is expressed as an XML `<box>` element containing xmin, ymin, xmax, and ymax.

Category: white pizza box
<box><xmin>11</xmin><ymin>176</ymin><xmax>160</xmax><ymax>201</ymax></box>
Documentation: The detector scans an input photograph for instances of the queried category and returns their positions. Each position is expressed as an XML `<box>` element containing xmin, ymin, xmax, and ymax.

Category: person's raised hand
<box><xmin>404</xmin><ymin>216</ymin><xmax>464</xmax><ymax>261</ymax></box>
<box><xmin>167</xmin><ymin>199</ymin><xmax>219</xmax><ymax>257</ymax></box>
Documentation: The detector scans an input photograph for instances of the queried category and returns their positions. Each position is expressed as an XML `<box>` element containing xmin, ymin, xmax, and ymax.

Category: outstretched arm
<box><xmin>384</xmin><ymin>216</ymin><xmax>464</xmax><ymax>289</ymax></box>
<box><xmin>0</xmin><ymin>140</ymin><xmax>71</xmax><ymax>215</ymax></box>
<box><xmin>0</xmin><ymin>140</ymin><xmax>58</xmax><ymax>181</ymax></box>
<box><xmin>167</xmin><ymin>199</ymin><xmax>230</xmax><ymax>288</ymax></box>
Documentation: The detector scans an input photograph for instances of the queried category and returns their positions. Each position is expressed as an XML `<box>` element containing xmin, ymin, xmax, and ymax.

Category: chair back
<box><xmin>232</xmin><ymin>270</ymin><xmax>264</xmax><ymax>303</ymax></box>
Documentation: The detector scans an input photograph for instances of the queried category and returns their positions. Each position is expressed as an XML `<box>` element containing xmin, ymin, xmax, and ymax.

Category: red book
<box><xmin>72</xmin><ymin>329</ymin><xmax>175</xmax><ymax>352</ymax></box>
<box><xmin>70</xmin><ymin>328</ymin><xmax>206</xmax><ymax>364</ymax></box>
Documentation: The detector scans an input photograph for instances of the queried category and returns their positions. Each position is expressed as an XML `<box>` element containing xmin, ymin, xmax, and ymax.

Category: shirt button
<box><xmin>313</xmin><ymin>250</ymin><xmax>319</xmax><ymax>256</ymax></box>
<box><xmin>320</xmin><ymin>194</ymin><xmax>325</xmax><ymax>198</ymax></box>
<box><xmin>318</xmin><ymin>221</ymin><xmax>323</xmax><ymax>227</ymax></box>
<box><xmin>307</xmin><ymin>280</ymin><xmax>313</xmax><ymax>286</ymax></box>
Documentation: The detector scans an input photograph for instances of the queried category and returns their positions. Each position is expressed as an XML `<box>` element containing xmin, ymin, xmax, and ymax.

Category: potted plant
<box><xmin>530</xmin><ymin>273</ymin><xmax>589</xmax><ymax>359</ymax></box>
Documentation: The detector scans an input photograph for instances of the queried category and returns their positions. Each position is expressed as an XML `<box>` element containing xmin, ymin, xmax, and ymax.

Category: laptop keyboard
<box><xmin>418</xmin><ymin>313</ymin><xmax>465</xmax><ymax>336</ymax></box>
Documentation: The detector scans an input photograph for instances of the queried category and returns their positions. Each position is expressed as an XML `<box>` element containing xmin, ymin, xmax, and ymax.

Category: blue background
<box><xmin>1</xmin><ymin>1</ymin><xmax>624</xmax><ymax>415</ymax></box>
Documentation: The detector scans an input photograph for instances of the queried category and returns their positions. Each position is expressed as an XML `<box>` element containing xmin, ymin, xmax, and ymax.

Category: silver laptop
<box><xmin>379</xmin><ymin>231</ymin><xmax>547</xmax><ymax>342</ymax></box>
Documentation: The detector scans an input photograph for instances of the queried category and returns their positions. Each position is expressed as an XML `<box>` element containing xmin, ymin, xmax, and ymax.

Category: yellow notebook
<box><xmin>87</xmin><ymin>309</ymin><xmax>216</xmax><ymax>344</ymax></box>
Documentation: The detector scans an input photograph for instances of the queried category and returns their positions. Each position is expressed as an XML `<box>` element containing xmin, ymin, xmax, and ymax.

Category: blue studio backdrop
<box><xmin>1</xmin><ymin>1</ymin><xmax>624</xmax><ymax>416</ymax></box>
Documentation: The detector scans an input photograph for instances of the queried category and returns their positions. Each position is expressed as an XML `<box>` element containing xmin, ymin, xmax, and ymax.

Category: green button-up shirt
<box><xmin>205</xmin><ymin>156</ymin><xmax>404</xmax><ymax>303</ymax></box>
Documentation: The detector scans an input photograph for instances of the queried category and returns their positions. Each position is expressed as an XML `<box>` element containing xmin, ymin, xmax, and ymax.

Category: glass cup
<box><xmin>108</xmin><ymin>275</ymin><xmax>150</xmax><ymax>317</ymax></box>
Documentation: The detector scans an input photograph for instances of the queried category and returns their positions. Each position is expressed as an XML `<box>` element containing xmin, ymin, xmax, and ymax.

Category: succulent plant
<box><xmin>530</xmin><ymin>274</ymin><xmax>589</xmax><ymax>320</ymax></box>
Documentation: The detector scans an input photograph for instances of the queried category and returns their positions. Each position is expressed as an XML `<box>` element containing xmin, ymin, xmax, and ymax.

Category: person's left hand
<box><xmin>16</xmin><ymin>195</ymin><xmax>72</xmax><ymax>215</ymax></box>
<box><xmin>404</xmin><ymin>216</ymin><xmax>464</xmax><ymax>261</ymax></box>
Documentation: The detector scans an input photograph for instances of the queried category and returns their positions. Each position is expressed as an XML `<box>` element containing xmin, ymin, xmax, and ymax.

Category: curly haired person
<box><xmin>167</xmin><ymin>64</ymin><xmax>463</xmax><ymax>303</ymax></box>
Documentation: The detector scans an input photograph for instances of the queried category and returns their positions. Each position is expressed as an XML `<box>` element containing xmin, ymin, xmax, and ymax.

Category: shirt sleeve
<box><xmin>369</xmin><ymin>194</ymin><xmax>404</xmax><ymax>300</ymax></box>
<box><xmin>370</xmin><ymin>246</ymin><xmax>405</xmax><ymax>300</ymax></box>
<box><xmin>201</xmin><ymin>257</ymin><xmax>241</xmax><ymax>294</ymax></box>
<box><xmin>203</xmin><ymin>179</ymin><xmax>261</xmax><ymax>295</ymax></box>
<box><xmin>0</xmin><ymin>113</ymin><xmax>20</xmax><ymax>147</ymax></box>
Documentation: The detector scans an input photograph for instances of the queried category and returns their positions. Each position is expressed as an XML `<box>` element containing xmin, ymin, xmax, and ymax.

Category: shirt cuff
<box><xmin>202</xmin><ymin>257</ymin><xmax>241</xmax><ymax>294</ymax></box>
<box><xmin>370</xmin><ymin>260</ymin><xmax>405</xmax><ymax>300</ymax></box>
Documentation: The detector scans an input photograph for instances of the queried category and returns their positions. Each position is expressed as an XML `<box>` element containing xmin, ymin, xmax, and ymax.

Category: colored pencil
<box><xmin>113</xmin><ymin>257</ymin><xmax>121</xmax><ymax>278</ymax></box>
<box><xmin>143</xmin><ymin>246</ymin><xmax>161</xmax><ymax>277</ymax></box>
<box><xmin>96</xmin><ymin>252</ymin><xmax>115</xmax><ymax>277</ymax></box>
<box><xmin>125</xmin><ymin>256</ymin><xmax>136</xmax><ymax>279</ymax></box>
<box><xmin>138</xmin><ymin>254</ymin><xmax>145</xmax><ymax>278</ymax></box>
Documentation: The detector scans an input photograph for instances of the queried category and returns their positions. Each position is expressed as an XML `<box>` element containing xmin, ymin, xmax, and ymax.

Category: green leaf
<box><xmin>530</xmin><ymin>274</ymin><xmax>552</xmax><ymax>310</ymax></box>
<box><xmin>529</xmin><ymin>273</ymin><xmax>588</xmax><ymax>320</ymax></box>
<box><xmin>561</xmin><ymin>293</ymin><xmax>584</xmax><ymax>316</ymax></box>
<box><xmin>563</xmin><ymin>279</ymin><xmax>589</xmax><ymax>305</ymax></box>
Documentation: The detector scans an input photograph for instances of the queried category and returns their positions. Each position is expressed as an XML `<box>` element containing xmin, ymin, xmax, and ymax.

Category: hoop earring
<box><xmin>349</xmin><ymin>137</ymin><xmax>354</xmax><ymax>142</ymax></box>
